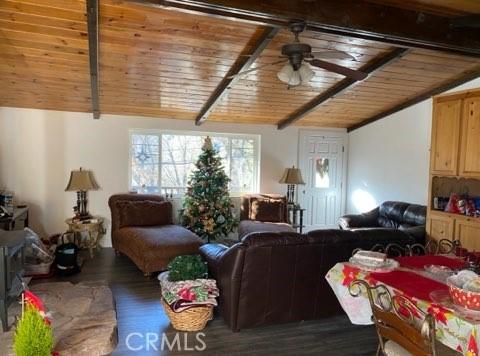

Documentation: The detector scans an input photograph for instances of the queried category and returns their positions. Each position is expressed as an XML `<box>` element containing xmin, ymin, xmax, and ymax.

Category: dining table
<box><xmin>325</xmin><ymin>254</ymin><xmax>478</xmax><ymax>355</ymax></box>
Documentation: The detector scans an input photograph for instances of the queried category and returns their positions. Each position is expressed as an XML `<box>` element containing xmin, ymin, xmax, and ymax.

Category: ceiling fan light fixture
<box><xmin>288</xmin><ymin>70</ymin><xmax>301</xmax><ymax>86</ymax></box>
<box><xmin>298</xmin><ymin>63</ymin><xmax>314</xmax><ymax>83</ymax></box>
<box><xmin>277</xmin><ymin>64</ymin><xmax>294</xmax><ymax>84</ymax></box>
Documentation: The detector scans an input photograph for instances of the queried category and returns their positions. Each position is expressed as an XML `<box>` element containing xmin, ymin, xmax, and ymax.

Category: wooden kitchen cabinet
<box><xmin>459</xmin><ymin>96</ymin><xmax>480</xmax><ymax>178</ymax></box>
<box><xmin>427</xmin><ymin>212</ymin><xmax>480</xmax><ymax>250</ymax></box>
<box><xmin>428</xmin><ymin>88</ymin><xmax>480</xmax><ymax>251</ymax></box>
<box><xmin>430</xmin><ymin>98</ymin><xmax>462</xmax><ymax>176</ymax></box>
<box><xmin>455</xmin><ymin>218</ymin><xmax>480</xmax><ymax>251</ymax></box>
<box><xmin>427</xmin><ymin>212</ymin><xmax>455</xmax><ymax>242</ymax></box>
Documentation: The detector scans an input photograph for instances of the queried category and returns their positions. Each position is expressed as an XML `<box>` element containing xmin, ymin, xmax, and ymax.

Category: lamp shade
<box><xmin>279</xmin><ymin>166</ymin><xmax>305</xmax><ymax>185</ymax></box>
<box><xmin>65</xmin><ymin>168</ymin><xmax>98</xmax><ymax>191</ymax></box>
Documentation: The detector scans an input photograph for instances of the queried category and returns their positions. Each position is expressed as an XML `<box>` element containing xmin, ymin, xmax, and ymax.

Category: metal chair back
<box><xmin>349</xmin><ymin>280</ymin><xmax>436</xmax><ymax>356</ymax></box>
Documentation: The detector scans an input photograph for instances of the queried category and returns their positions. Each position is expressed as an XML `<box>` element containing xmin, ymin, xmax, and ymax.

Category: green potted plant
<box><xmin>167</xmin><ymin>254</ymin><xmax>208</xmax><ymax>282</ymax></box>
<box><xmin>14</xmin><ymin>290</ymin><xmax>54</xmax><ymax>356</ymax></box>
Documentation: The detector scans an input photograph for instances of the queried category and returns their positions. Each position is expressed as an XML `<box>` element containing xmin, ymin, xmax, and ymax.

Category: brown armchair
<box><xmin>238</xmin><ymin>194</ymin><xmax>294</xmax><ymax>239</ymax></box>
<box><xmin>108</xmin><ymin>194</ymin><xmax>203</xmax><ymax>276</ymax></box>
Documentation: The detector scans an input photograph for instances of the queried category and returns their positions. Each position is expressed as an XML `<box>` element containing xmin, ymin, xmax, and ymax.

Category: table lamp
<box><xmin>279</xmin><ymin>166</ymin><xmax>305</xmax><ymax>205</ymax></box>
<box><xmin>65</xmin><ymin>168</ymin><xmax>98</xmax><ymax>220</ymax></box>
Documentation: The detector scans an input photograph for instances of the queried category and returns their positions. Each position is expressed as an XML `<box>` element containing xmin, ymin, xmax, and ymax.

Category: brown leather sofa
<box><xmin>339</xmin><ymin>201</ymin><xmax>427</xmax><ymax>243</ymax></box>
<box><xmin>238</xmin><ymin>194</ymin><xmax>295</xmax><ymax>239</ymax></box>
<box><xmin>109</xmin><ymin>194</ymin><xmax>203</xmax><ymax>276</ymax></box>
<box><xmin>200</xmin><ymin>228</ymin><xmax>415</xmax><ymax>331</ymax></box>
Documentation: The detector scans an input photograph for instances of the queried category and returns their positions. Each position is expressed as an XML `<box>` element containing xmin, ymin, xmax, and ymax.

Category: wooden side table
<box><xmin>65</xmin><ymin>217</ymin><xmax>104</xmax><ymax>258</ymax></box>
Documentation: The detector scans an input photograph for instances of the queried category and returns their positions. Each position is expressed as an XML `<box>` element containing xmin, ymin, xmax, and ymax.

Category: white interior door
<box><xmin>298</xmin><ymin>130</ymin><xmax>347</xmax><ymax>230</ymax></box>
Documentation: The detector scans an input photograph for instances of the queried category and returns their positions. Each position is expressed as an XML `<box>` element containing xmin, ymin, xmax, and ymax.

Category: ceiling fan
<box><xmin>233</xmin><ymin>20</ymin><xmax>368</xmax><ymax>87</ymax></box>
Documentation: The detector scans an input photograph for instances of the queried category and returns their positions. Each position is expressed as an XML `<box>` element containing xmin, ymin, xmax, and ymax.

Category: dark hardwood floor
<box><xmin>38</xmin><ymin>248</ymin><xmax>378</xmax><ymax>355</ymax></box>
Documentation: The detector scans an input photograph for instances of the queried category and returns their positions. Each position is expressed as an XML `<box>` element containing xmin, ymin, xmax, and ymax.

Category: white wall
<box><xmin>4</xmin><ymin>78</ymin><xmax>478</xmax><ymax>242</ymax></box>
<box><xmin>0</xmin><ymin>108</ymin><xmax>338</xmax><ymax>245</ymax></box>
<box><xmin>347</xmin><ymin>78</ymin><xmax>480</xmax><ymax>214</ymax></box>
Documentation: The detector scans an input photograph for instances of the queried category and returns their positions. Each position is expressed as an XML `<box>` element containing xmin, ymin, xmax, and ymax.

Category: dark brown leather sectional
<box><xmin>200</xmin><ymin>228</ymin><xmax>415</xmax><ymax>331</ymax></box>
<box><xmin>109</xmin><ymin>194</ymin><xmax>203</xmax><ymax>275</ymax></box>
<box><xmin>339</xmin><ymin>201</ymin><xmax>427</xmax><ymax>243</ymax></box>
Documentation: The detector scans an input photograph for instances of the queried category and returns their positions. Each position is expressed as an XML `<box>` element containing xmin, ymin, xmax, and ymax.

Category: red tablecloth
<box><xmin>395</xmin><ymin>255</ymin><xmax>466</xmax><ymax>270</ymax></box>
<box><xmin>369</xmin><ymin>270</ymin><xmax>448</xmax><ymax>301</ymax></box>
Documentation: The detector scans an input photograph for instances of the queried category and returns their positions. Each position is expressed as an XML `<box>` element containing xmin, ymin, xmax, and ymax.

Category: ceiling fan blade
<box><xmin>307</xmin><ymin>59</ymin><xmax>367</xmax><ymax>81</ymax></box>
<box><xmin>311</xmin><ymin>50</ymin><xmax>355</xmax><ymax>61</ymax></box>
<box><xmin>228</xmin><ymin>59</ymin><xmax>287</xmax><ymax>79</ymax></box>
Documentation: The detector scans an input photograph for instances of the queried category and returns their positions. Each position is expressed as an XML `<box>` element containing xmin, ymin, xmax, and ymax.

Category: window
<box><xmin>130</xmin><ymin>131</ymin><xmax>260</xmax><ymax>196</ymax></box>
<box><xmin>315</xmin><ymin>158</ymin><xmax>330</xmax><ymax>188</ymax></box>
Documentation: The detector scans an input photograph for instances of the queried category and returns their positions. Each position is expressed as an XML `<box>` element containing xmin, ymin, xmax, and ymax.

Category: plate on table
<box><xmin>348</xmin><ymin>257</ymin><xmax>399</xmax><ymax>273</ymax></box>
<box><xmin>424</xmin><ymin>265</ymin><xmax>455</xmax><ymax>283</ymax></box>
<box><xmin>430</xmin><ymin>290</ymin><xmax>480</xmax><ymax>323</ymax></box>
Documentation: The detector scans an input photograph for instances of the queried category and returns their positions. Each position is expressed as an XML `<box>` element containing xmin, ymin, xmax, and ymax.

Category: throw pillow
<box><xmin>250</xmin><ymin>199</ymin><xmax>284</xmax><ymax>223</ymax></box>
<box><xmin>116</xmin><ymin>200</ymin><xmax>172</xmax><ymax>228</ymax></box>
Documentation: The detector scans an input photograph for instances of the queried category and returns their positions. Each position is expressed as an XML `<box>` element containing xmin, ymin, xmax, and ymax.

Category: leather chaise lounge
<box><xmin>109</xmin><ymin>194</ymin><xmax>203</xmax><ymax>276</ymax></box>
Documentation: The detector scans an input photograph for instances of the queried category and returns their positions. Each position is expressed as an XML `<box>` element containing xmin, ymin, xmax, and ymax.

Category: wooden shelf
<box><xmin>429</xmin><ymin>209</ymin><xmax>480</xmax><ymax>223</ymax></box>
<box><xmin>431</xmin><ymin>174</ymin><xmax>480</xmax><ymax>180</ymax></box>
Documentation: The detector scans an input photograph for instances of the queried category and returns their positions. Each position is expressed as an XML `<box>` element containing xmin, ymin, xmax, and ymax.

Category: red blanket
<box><xmin>394</xmin><ymin>255</ymin><xmax>466</xmax><ymax>270</ymax></box>
<box><xmin>369</xmin><ymin>270</ymin><xmax>448</xmax><ymax>301</ymax></box>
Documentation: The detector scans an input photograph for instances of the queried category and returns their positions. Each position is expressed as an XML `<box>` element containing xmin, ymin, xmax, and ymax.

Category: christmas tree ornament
<box><xmin>202</xmin><ymin>136</ymin><xmax>213</xmax><ymax>151</ymax></box>
<box><xmin>204</xmin><ymin>218</ymin><xmax>215</xmax><ymax>233</ymax></box>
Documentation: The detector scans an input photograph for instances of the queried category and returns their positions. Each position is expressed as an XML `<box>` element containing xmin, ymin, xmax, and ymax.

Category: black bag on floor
<box><xmin>54</xmin><ymin>232</ymin><xmax>80</xmax><ymax>276</ymax></box>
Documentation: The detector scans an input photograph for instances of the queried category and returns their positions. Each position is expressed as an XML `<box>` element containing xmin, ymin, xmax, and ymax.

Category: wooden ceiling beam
<box><xmin>195</xmin><ymin>26</ymin><xmax>278</xmax><ymax>125</ymax></box>
<box><xmin>127</xmin><ymin>0</ymin><xmax>480</xmax><ymax>57</ymax></box>
<box><xmin>347</xmin><ymin>67</ymin><xmax>480</xmax><ymax>132</ymax></box>
<box><xmin>450</xmin><ymin>15</ymin><xmax>480</xmax><ymax>29</ymax></box>
<box><xmin>277</xmin><ymin>47</ymin><xmax>409</xmax><ymax>129</ymax></box>
<box><xmin>86</xmin><ymin>0</ymin><xmax>100</xmax><ymax>119</ymax></box>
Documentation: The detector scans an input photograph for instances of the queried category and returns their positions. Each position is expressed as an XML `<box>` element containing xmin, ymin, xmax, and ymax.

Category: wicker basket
<box><xmin>161</xmin><ymin>298</ymin><xmax>213</xmax><ymax>331</ymax></box>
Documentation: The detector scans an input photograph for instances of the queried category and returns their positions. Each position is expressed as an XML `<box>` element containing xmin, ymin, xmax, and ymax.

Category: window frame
<box><xmin>128</xmin><ymin>129</ymin><xmax>261</xmax><ymax>197</ymax></box>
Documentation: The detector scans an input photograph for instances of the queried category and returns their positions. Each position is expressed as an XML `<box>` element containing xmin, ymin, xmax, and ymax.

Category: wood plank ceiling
<box><xmin>365</xmin><ymin>0</ymin><xmax>480</xmax><ymax>16</ymax></box>
<box><xmin>0</xmin><ymin>0</ymin><xmax>91</xmax><ymax>113</ymax></box>
<box><xmin>0</xmin><ymin>0</ymin><xmax>479</xmax><ymax>130</ymax></box>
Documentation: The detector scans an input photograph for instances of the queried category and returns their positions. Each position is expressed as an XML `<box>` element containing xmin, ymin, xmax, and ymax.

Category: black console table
<box><xmin>0</xmin><ymin>206</ymin><xmax>29</xmax><ymax>231</ymax></box>
<box><xmin>0</xmin><ymin>230</ymin><xmax>26</xmax><ymax>331</ymax></box>
<box><xmin>287</xmin><ymin>205</ymin><xmax>306</xmax><ymax>233</ymax></box>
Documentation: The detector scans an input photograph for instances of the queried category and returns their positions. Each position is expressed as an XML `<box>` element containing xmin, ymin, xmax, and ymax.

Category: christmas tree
<box><xmin>182</xmin><ymin>137</ymin><xmax>237</xmax><ymax>242</ymax></box>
